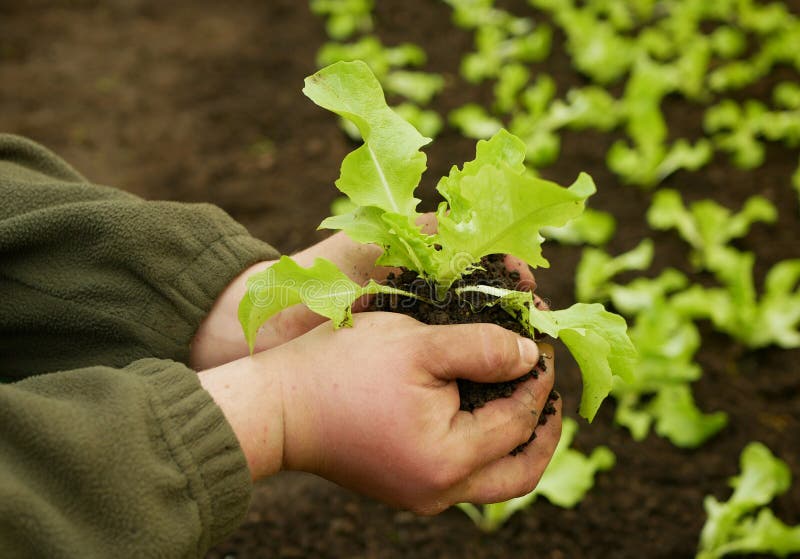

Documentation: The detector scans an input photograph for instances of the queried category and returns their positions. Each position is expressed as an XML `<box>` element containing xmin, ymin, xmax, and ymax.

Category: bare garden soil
<box><xmin>1</xmin><ymin>1</ymin><xmax>798</xmax><ymax>557</ymax></box>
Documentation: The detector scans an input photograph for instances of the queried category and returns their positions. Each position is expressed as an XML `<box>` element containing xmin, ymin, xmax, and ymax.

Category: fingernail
<box><xmin>517</xmin><ymin>337</ymin><xmax>539</xmax><ymax>368</ymax></box>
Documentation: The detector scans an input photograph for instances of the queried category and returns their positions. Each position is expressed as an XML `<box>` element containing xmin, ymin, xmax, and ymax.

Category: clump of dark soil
<box><xmin>371</xmin><ymin>254</ymin><xmax>559</xmax><ymax>452</ymax></box>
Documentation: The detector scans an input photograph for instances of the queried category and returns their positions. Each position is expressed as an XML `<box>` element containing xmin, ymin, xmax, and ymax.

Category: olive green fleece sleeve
<box><xmin>0</xmin><ymin>134</ymin><xmax>282</xmax><ymax>556</ymax></box>
<box><xmin>0</xmin><ymin>133</ymin><xmax>279</xmax><ymax>377</ymax></box>
<box><xmin>0</xmin><ymin>358</ymin><xmax>252</xmax><ymax>558</ymax></box>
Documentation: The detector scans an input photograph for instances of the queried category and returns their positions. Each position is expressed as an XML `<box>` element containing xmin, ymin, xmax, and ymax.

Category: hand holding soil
<box><xmin>199</xmin><ymin>311</ymin><xmax>561</xmax><ymax>514</ymax></box>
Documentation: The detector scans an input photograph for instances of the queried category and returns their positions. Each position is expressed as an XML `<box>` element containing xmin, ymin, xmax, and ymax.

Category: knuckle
<box><xmin>476</xmin><ymin>324</ymin><xmax>513</xmax><ymax>372</ymax></box>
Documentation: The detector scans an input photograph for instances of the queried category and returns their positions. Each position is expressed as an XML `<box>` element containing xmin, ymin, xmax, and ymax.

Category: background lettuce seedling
<box><xmin>698</xmin><ymin>442</ymin><xmax>800</xmax><ymax>559</ymax></box>
<box><xmin>457</xmin><ymin>417</ymin><xmax>615</xmax><ymax>532</ymax></box>
<box><xmin>238</xmin><ymin>60</ymin><xmax>636</xmax><ymax>422</ymax></box>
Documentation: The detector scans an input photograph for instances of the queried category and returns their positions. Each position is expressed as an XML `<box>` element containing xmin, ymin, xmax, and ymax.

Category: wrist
<box><xmin>197</xmin><ymin>354</ymin><xmax>285</xmax><ymax>481</ymax></box>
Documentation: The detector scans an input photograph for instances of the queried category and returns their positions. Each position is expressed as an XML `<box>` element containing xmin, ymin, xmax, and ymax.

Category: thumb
<box><xmin>423</xmin><ymin>323</ymin><xmax>539</xmax><ymax>383</ymax></box>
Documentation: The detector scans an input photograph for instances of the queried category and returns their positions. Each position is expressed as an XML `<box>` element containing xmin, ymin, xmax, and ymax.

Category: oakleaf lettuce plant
<box><xmin>310</xmin><ymin>0</ymin><xmax>374</xmax><ymax>40</ymax></box>
<box><xmin>575</xmin><ymin>246</ymin><xmax>727</xmax><ymax>447</ymax></box>
<box><xmin>671</xmin><ymin>250</ymin><xmax>800</xmax><ymax>349</ymax></box>
<box><xmin>239</xmin><ymin>60</ymin><xmax>636</xmax><ymax>422</ymax></box>
<box><xmin>457</xmin><ymin>417</ymin><xmax>615</xmax><ymax>532</ymax></box>
<box><xmin>540</xmin><ymin>207</ymin><xmax>616</xmax><ymax>246</ymax></box>
<box><xmin>698</xmin><ymin>442</ymin><xmax>800</xmax><ymax>559</ymax></box>
<box><xmin>612</xmin><ymin>300</ymin><xmax>727</xmax><ymax>448</ymax></box>
<box><xmin>647</xmin><ymin>189</ymin><xmax>777</xmax><ymax>271</ymax></box>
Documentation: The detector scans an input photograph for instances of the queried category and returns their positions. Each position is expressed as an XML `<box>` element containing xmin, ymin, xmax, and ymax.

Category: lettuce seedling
<box><xmin>709</xmin><ymin>26</ymin><xmax>747</xmax><ymax>60</ymax></box>
<box><xmin>510</xmin><ymin>83</ymin><xmax>623</xmax><ymax>168</ymax></box>
<box><xmin>445</xmin><ymin>0</ymin><xmax>531</xmax><ymax>32</ymax></box>
<box><xmin>393</xmin><ymin>102</ymin><xmax>443</xmax><ymax>139</ymax></box>
<box><xmin>317</xmin><ymin>37</ymin><xmax>426</xmax><ymax>78</ymax></box>
<box><xmin>575</xmin><ymin>240</ymin><xmax>654</xmax><ymax>304</ymax></box>
<box><xmin>541</xmin><ymin>208</ymin><xmax>616</xmax><ymax>246</ymax></box>
<box><xmin>574</xmin><ymin>247</ymin><xmax>727</xmax><ymax>447</ymax></box>
<box><xmin>708</xmin><ymin>21</ymin><xmax>800</xmax><ymax>93</ymax></box>
<box><xmin>612</xmin><ymin>300</ymin><xmax>727</xmax><ymax>448</ymax></box>
<box><xmin>383</xmin><ymin>71</ymin><xmax>445</xmax><ymax>105</ymax></box>
<box><xmin>535</xmin><ymin>0</ymin><xmax>635</xmax><ymax>85</ymax></box>
<box><xmin>704</xmin><ymin>100</ymin><xmax>770</xmax><ymax>169</ymax></box>
<box><xmin>448</xmin><ymin>104</ymin><xmax>504</xmax><ymax>140</ymax></box>
<box><xmin>451</xmin><ymin>5</ymin><xmax>552</xmax><ymax>84</ymax></box>
<box><xmin>647</xmin><ymin>189</ymin><xmax>777</xmax><ymax>271</ymax></box>
<box><xmin>239</xmin><ymin>60</ymin><xmax>636</xmax><ymax>422</ymax></box>
<box><xmin>698</xmin><ymin>442</ymin><xmax>800</xmax><ymax>559</ymax></box>
<box><xmin>453</xmin><ymin>67</ymin><xmax>621</xmax><ymax>170</ymax></box>
<box><xmin>672</xmin><ymin>250</ymin><xmax>800</xmax><ymax>349</ymax></box>
<box><xmin>607</xmin><ymin>55</ymin><xmax>712</xmax><ymax>187</ymax></box>
<box><xmin>493</xmin><ymin>64</ymin><xmax>530</xmax><ymax>115</ymax></box>
<box><xmin>310</xmin><ymin>0</ymin><xmax>374</xmax><ymax>40</ymax></box>
<box><xmin>606</xmin><ymin>268</ymin><xmax>689</xmax><ymax>316</ymax></box>
<box><xmin>775</xmin><ymin>82</ymin><xmax>800</xmax><ymax>111</ymax></box>
<box><xmin>457</xmin><ymin>417</ymin><xmax>615</xmax><ymax>532</ymax></box>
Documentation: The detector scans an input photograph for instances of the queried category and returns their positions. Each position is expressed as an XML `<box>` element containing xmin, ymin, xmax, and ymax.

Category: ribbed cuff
<box><xmin>173</xmin><ymin>232</ymin><xmax>277</xmax><ymax>315</ymax></box>
<box><xmin>143</xmin><ymin>230</ymin><xmax>279</xmax><ymax>364</ymax></box>
<box><xmin>137</xmin><ymin>358</ymin><xmax>252</xmax><ymax>553</ymax></box>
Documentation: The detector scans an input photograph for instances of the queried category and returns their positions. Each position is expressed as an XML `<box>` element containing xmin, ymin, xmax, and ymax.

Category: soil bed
<box><xmin>1</xmin><ymin>1</ymin><xmax>798</xmax><ymax>558</ymax></box>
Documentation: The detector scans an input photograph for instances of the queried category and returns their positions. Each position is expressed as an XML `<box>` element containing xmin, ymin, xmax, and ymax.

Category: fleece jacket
<box><xmin>0</xmin><ymin>134</ymin><xmax>279</xmax><ymax>558</ymax></box>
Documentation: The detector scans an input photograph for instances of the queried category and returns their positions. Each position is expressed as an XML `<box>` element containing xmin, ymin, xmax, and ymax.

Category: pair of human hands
<box><xmin>192</xmin><ymin>230</ymin><xmax>561</xmax><ymax>515</ymax></box>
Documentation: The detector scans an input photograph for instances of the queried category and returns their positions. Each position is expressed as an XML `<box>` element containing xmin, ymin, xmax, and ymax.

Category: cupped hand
<box><xmin>200</xmin><ymin>312</ymin><xmax>561</xmax><ymax>514</ymax></box>
<box><xmin>192</xmin><ymin>220</ymin><xmax>540</xmax><ymax>369</ymax></box>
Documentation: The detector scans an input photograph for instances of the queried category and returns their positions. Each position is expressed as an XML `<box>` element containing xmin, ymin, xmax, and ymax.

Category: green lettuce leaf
<box><xmin>534</xmin><ymin>303</ymin><xmax>636</xmax><ymax>421</ymax></box>
<box><xmin>532</xmin><ymin>417</ymin><xmax>615</xmax><ymax>507</ymax></box>
<box><xmin>310</xmin><ymin>0</ymin><xmax>374</xmax><ymax>40</ymax></box>
<box><xmin>541</xmin><ymin>207</ymin><xmax>616</xmax><ymax>246</ymax></box>
<box><xmin>384</xmin><ymin>70</ymin><xmax>445</xmax><ymax>105</ymax></box>
<box><xmin>435</xmin><ymin>132</ymin><xmax>595</xmax><ymax>286</ymax></box>
<box><xmin>493</xmin><ymin>63</ymin><xmax>530</xmax><ymax>114</ymax></box>
<box><xmin>455</xmin><ymin>285</ymin><xmax>636</xmax><ymax>421</ymax></box>
<box><xmin>646</xmin><ymin>385</ymin><xmax>728</xmax><ymax>448</ymax></box>
<box><xmin>449</xmin><ymin>104</ymin><xmax>504</xmax><ymax>140</ymax></box>
<box><xmin>303</xmin><ymin>60</ymin><xmax>430</xmax><ymax>216</ymax></box>
<box><xmin>238</xmin><ymin>256</ymin><xmax>414</xmax><ymax>352</ymax></box>
<box><xmin>316</xmin><ymin>37</ymin><xmax>426</xmax><ymax>80</ymax></box>
<box><xmin>575</xmin><ymin>240</ymin><xmax>654</xmax><ymax>304</ymax></box>
<box><xmin>460</xmin><ymin>21</ymin><xmax>551</xmax><ymax>83</ymax></box>
<box><xmin>393</xmin><ymin>102</ymin><xmax>443</xmax><ymax>138</ymax></box>
<box><xmin>607</xmin><ymin>268</ymin><xmax>688</xmax><ymax>316</ymax></box>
